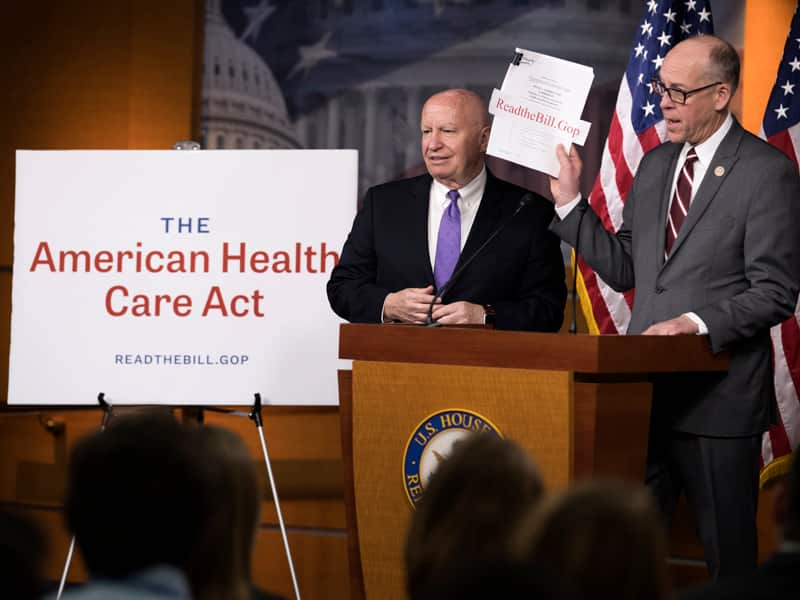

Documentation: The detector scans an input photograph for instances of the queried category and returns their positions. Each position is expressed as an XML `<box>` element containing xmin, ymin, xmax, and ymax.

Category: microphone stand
<box><xmin>426</xmin><ymin>194</ymin><xmax>533</xmax><ymax>326</ymax></box>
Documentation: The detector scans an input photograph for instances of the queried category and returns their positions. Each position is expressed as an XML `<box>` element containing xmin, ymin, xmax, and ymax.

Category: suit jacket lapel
<box><xmin>410</xmin><ymin>174</ymin><xmax>435</xmax><ymax>282</ymax></box>
<box><xmin>456</xmin><ymin>169</ymin><xmax>503</xmax><ymax>272</ymax></box>
<box><xmin>657</xmin><ymin>145</ymin><xmax>683</xmax><ymax>271</ymax></box>
<box><xmin>666</xmin><ymin>121</ymin><xmax>743</xmax><ymax>259</ymax></box>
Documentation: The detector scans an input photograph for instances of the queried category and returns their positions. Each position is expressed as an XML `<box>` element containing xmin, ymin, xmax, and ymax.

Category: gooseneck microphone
<box><xmin>568</xmin><ymin>199</ymin><xmax>588</xmax><ymax>335</ymax></box>
<box><xmin>426</xmin><ymin>193</ymin><xmax>534</xmax><ymax>326</ymax></box>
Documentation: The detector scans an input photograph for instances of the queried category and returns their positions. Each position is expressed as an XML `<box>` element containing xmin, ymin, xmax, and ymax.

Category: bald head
<box><xmin>658</xmin><ymin>35</ymin><xmax>737</xmax><ymax>145</ymax></box>
<box><xmin>420</xmin><ymin>89</ymin><xmax>491</xmax><ymax>188</ymax></box>
<box><xmin>670</xmin><ymin>35</ymin><xmax>740</xmax><ymax>96</ymax></box>
<box><xmin>423</xmin><ymin>89</ymin><xmax>490</xmax><ymax>129</ymax></box>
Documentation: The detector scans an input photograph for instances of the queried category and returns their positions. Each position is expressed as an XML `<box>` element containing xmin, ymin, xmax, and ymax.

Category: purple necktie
<box><xmin>434</xmin><ymin>189</ymin><xmax>461</xmax><ymax>292</ymax></box>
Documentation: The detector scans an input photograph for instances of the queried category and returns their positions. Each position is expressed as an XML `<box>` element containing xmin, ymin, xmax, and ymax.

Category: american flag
<box><xmin>759</xmin><ymin>2</ymin><xmax>800</xmax><ymax>485</ymax></box>
<box><xmin>576</xmin><ymin>0</ymin><xmax>714</xmax><ymax>335</ymax></box>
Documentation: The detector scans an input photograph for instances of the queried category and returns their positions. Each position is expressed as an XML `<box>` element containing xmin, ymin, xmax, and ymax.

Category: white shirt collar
<box><xmin>431</xmin><ymin>166</ymin><xmax>486</xmax><ymax>209</ymax></box>
<box><xmin>684</xmin><ymin>113</ymin><xmax>733</xmax><ymax>166</ymax></box>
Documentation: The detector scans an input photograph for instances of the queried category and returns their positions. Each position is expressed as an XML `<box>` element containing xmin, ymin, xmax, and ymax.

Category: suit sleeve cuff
<box><xmin>684</xmin><ymin>312</ymin><xmax>708</xmax><ymax>335</ymax></box>
<box><xmin>554</xmin><ymin>194</ymin><xmax>582</xmax><ymax>220</ymax></box>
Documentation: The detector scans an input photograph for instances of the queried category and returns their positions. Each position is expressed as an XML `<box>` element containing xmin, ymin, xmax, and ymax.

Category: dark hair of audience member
<box><xmin>405</xmin><ymin>433</ymin><xmax>546</xmax><ymax>600</ymax></box>
<box><xmin>409</xmin><ymin>559</ymin><xmax>570</xmax><ymax>600</ymax></box>
<box><xmin>65</xmin><ymin>412</ymin><xmax>210</xmax><ymax>579</ymax></box>
<box><xmin>0</xmin><ymin>509</ymin><xmax>45</xmax><ymax>600</ymax></box>
<box><xmin>516</xmin><ymin>479</ymin><xmax>670</xmax><ymax>600</ymax></box>
<box><xmin>186</xmin><ymin>425</ymin><xmax>262</xmax><ymax>600</ymax></box>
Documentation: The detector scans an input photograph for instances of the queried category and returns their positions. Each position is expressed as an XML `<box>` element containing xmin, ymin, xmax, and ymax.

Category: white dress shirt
<box><xmin>668</xmin><ymin>113</ymin><xmax>733</xmax><ymax>209</ymax></box>
<box><xmin>428</xmin><ymin>167</ymin><xmax>487</xmax><ymax>269</ymax></box>
<box><xmin>380</xmin><ymin>167</ymin><xmax>487</xmax><ymax>322</ymax></box>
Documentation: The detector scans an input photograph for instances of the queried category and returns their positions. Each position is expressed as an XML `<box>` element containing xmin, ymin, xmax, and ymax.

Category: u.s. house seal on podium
<box><xmin>403</xmin><ymin>408</ymin><xmax>503</xmax><ymax>508</ymax></box>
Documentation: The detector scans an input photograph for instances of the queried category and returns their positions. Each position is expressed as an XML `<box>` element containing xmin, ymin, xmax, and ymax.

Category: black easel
<box><xmin>204</xmin><ymin>394</ymin><xmax>302</xmax><ymax>600</ymax></box>
<box><xmin>56</xmin><ymin>394</ymin><xmax>113</xmax><ymax>599</ymax></box>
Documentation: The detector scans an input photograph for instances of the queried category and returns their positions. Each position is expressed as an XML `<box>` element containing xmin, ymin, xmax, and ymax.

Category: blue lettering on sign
<box><xmin>160</xmin><ymin>217</ymin><xmax>211</xmax><ymax>233</ymax></box>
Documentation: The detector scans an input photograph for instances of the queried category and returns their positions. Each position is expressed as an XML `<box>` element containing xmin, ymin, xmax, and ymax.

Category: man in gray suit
<box><xmin>550</xmin><ymin>35</ymin><xmax>800</xmax><ymax>578</ymax></box>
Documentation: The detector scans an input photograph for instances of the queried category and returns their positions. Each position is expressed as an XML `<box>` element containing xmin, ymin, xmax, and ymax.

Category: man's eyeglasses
<box><xmin>650</xmin><ymin>78</ymin><xmax>722</xmax><ymax>105</ymax></box>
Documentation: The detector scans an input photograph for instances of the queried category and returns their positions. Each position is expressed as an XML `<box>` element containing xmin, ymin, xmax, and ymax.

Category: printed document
<box><xmin>487</xmin><ymin>48</ymin><xmax>595</xmax><ymax>177</ymax></box>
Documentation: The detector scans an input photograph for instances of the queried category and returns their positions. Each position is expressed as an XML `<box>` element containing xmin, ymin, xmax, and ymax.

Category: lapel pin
<box><xmin>714</xmin><ymin>165</ymin><xmax>725</xmax><ymax>177</ymax></box>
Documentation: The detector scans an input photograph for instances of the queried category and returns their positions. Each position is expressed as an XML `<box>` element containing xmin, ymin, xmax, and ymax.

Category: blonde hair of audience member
<box><xmin>405</xmin><ymin>434</ymin><xmax>545</xmax><ymax>599</ymax></box>
<box><xmin>187</xmin><ymin>425</ymin><xmax>262</xmax><ymax>600</ymax></box>
<box><xmin>516</xmin><ymin>480</ymin><xmax>670</xmax><ymax>600</ymax></box>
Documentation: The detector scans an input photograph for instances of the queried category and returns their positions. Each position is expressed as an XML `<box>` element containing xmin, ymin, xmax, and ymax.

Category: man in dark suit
<box><xmin>550</xmin><ymin>36</ymin><xmax>800</xmax><ymax>578</ymax></box>
<box><xmin>327</xmin><ymin>88</ymin><xmax>566</xmax><ymax>331</ymax></box>
<box><xmin>680</xmin><ymin>447</ymin><xmax>800</xmax><ymax>599</ymax></box>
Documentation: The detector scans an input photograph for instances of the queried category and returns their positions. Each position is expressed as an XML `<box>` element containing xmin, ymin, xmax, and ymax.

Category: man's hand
<box><xmin>431</xmin><ymin>301</ymin><xmax>485</xmax><ymax>325</ymax></box>
<box><xmin>642</xmin><ymin>315</ymin><xmax>699</xmax><ymax>336</ymax></box>
<box><xmin>549</xmin><ymin>144</ymin><xmax>583</xmax><ymax>207</ymax></box>
<box><xmin>383</xmin><ymin>286</ymin><xmax>439</xmax><ymax>324</ymax></box>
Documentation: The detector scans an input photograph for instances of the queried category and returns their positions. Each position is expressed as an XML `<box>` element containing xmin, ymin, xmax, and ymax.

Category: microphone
<box><xmin>568</xmin><ymin>200</ymin><xmax>588</xmax><ymax>335</ymax></box>
<box><xmin>426</xmin><ymin>193</ymin><xmax>534</xmax><ymax>327</ymax></box>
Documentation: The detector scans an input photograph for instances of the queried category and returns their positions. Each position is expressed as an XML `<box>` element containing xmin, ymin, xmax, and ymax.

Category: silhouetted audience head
<box><xmin>0</xmin><ymin>509</ymin><xmax>45</xmax><ymax>600</ymax></box>
<box><xmin>408</xmin><ymin>559</ymin><xmax>569</xmax><ymax>600</ymax></box>
<box><xmin>186</xmin><ymin>425</ymin><xmax>262</xmax><ymax>600</ymax></box>
<box><xmin>405</xmin><ymin>434</ymin><xmax>546</xmax><ymax>600</ymax></box>
<box><xmin>516</xmin><ymin>479</ymin><xmax>670</xmax><ymax>600</ymax></box>
<box><xmin>65</xmin><ymin>412</ymin><xmax>209</xmax><ymax>579</ymax></box>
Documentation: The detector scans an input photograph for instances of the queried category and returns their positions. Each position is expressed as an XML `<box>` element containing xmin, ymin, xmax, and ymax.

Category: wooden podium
<box><xmin>337</xmin><ymin>324</ymin><xmax>728</xmax><ymax>600</ymax></box>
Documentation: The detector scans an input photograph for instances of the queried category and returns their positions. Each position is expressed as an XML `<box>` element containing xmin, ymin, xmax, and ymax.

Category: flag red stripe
<box><xmin>607</xmin><ymin>114</ymin><xmax>635</xmax><ymax>209</ymax></box>
<box><xmin>781</xmin><ymin>316</ymin><xmax>800</xmax><ymax>395</ymax></box>
<box><xmin>578</xmin><ymin>257</ymin><xmax>617</xmax><ymax>334</ymax></box>
<box><xmin>638</xmin><ymin>124</ymin><xmax>662</xmax><ymax>154</ymax></box>
<box><xmin>623</xmin><ymin>288</ymin><xmax>635</xmax><ymax>310</ymax></box>
<box><xmin>589</xmin><ymin>176</ymin><xmax>614</xmax><ymax>234</ymax></box>
<box><xmin>767</xmin><ymin>130</ymin><xmax>799</xmax><ymax>169</ymax></box>
<box><xmin>768</xmin><ymin>422</ymin><xmax>792</xmax><ymax>462</ymax></box>
<box><xmin>766</xmin><ymin>327</ymin><xmax>792</xmax><ymax>462</ymax></box>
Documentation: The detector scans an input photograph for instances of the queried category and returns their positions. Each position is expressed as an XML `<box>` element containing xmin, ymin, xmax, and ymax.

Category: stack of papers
<box><xmin>487</xmin><ymin>48</ymin><xmax>595</xmax><ymax>177</ymax></box>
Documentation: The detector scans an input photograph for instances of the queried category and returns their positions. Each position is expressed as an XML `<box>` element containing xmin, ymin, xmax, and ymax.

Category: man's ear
<box><xmin>714</xmin><ymin>83</ymin><xmax>733</xmax><ymax>111</ymax></box>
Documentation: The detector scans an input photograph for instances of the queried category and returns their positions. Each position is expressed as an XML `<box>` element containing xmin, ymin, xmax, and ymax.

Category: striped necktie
<box><xmin>665</xmin><ymin>146</ymin><xmax>698</xmax><ymax>258</ymax></box>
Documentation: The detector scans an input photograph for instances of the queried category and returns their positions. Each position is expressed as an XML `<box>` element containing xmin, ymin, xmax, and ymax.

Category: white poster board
<box><xmin>8</xmin><ymin>150</ymin><xmax>356</xmax><ymax>406</ymax></box>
